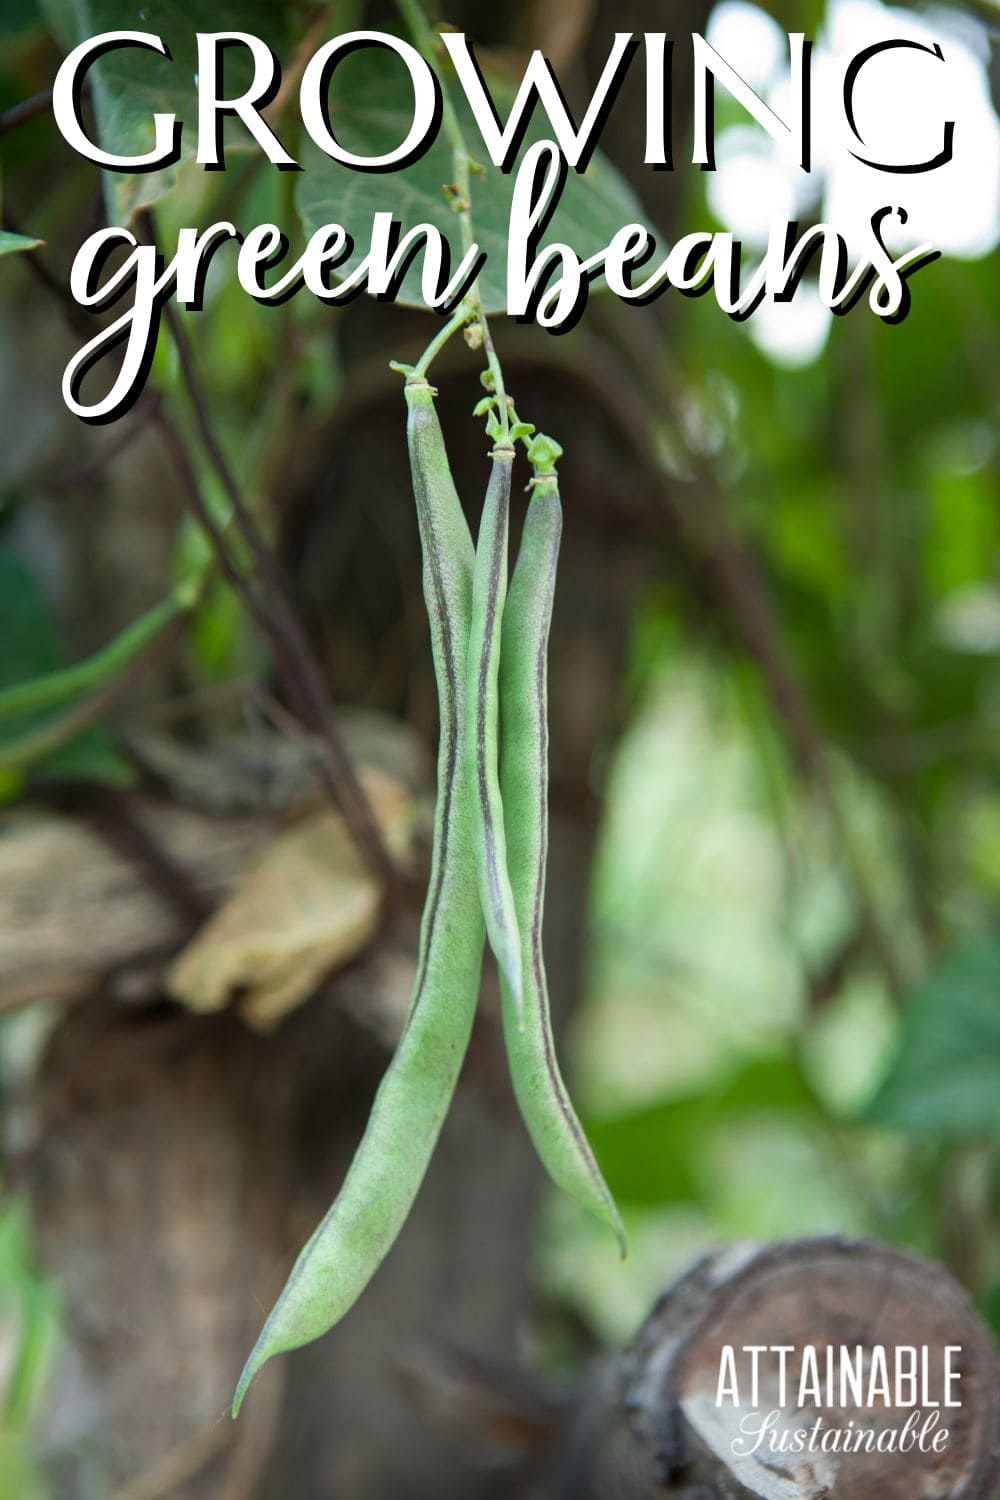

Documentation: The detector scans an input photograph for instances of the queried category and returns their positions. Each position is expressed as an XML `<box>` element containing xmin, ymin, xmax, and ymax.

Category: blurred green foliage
<box><xmin>870</xmin><ymin>940</ymin><xmax>1000</xmax><ymax>1136</ymax></box>
<box><xmin>541</xmin><ymin>5</ymin><xmax>1000</xmax><ymax>1340</ymax></box>
<box><xmin>0</xmin><ymin>1206</ymin><xmax>58</xmax><ymax>1500</ymax></box>
<box><xmin>0</xmin><ymin>547</ymin><xmax>132</xmax><ymax>796</ymax></box>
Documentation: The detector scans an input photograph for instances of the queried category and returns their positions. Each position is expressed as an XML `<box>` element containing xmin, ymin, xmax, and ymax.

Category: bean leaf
<box><xmin>867</xmin><ymin>938</ymin><xmax>1000</xmax><ymax>1138</ymax></box>
<box><xmin>296</xmin><ymin>43</ymin><xmax>651</xmax><ymax>314</ymax></box>
<box><xmin>586</xmin><ymin>1057</ymin><xmax>817</xmax><ymax>1207</ymax></box>
<box><xmin>44</xmin><ymin>0</ymin><xmax>291</xmax><ymax>223</ymax></box>
<box><xmin>0</xmin><ymin>232</ymin><xmax>41</xmax><ymax>256</ymax></box>
<box><xmin>0</xmin><ymin>547</ymin><xmax>131</xmax><ymax>791</ymax></box>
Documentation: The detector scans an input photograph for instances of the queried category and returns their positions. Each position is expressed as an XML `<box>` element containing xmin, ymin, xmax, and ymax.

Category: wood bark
<box><xmin>26</xmin><ymin>820</ymin><xmax>593</xmax><ymax>1500</ymax></box>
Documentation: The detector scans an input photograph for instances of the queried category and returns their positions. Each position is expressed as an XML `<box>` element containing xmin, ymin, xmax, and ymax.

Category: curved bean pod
<box><xmin>466</xmin><ymin>441</ymin><xmax>525</xmax><ymax>1016</ymax></box>
<box><xmin>233</xmin><ymin>380</ymin><xmax>484</xmax><ymax>1415</ymax></box>
<box><xmin>498</xmin><ymin>466</ymin><xmax>625</xmax><ymax>1253</ymax></box>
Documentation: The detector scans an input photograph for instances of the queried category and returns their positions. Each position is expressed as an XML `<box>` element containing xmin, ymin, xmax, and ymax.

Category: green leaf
<box><xmin>0</xmin><ymin>549</ymin><xmax>62</xmax><ymax>686</ymax></box>
<box><xmin>0</xmin><ymin>546</ymin><xmax>131</xmax><ymax>788</ymax></box>
<box><xmin>0</xmin><ymin>231</ymin><xmax>41</xmax><ymax>257</ymax></box>
<box><xmin>0</xmin><ymin>1203</ymin><xmax>59</xmax><ymax>1441</ymax></box>
<box><xmin>35</xmin><ymin>729</ymin><xmax>133</xmax><ymax>786</ymax></box>
<box><xmin>584</xmin><ymin>1097</ymin><xmax>702</xmax><ymax>1208</ymax></box>
<box><xmin>585</xmin><ymin>1056</ymin><xmax>816</xmax><ymax>1208</ymax></box>
<box><xmin>0</xmin><ymin>0</ymin><xmax>44</xmax><ymax>40</ymax></box>
<box><xmin>53</xmin><ymin>0</ymin><xmax>290</xmax><ymax>223</ymax></box>
<box><xmin>37</xmin><ymin>0</ymin><xmax>74</xmax><ymax>48</ymax></box>
<box><xmin>867</xmin><ymin>939</ymin><xmax>1000</xmax><ymax>1138</ymax></box>
<box><xmin>296</xmin><ymin>44</ymin><xmax>650</xmax><ymax>314</ymax></box>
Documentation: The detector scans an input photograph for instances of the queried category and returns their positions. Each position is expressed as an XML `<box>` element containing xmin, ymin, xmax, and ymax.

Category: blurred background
<box><xmin>0</xmin><ymin>0</ymin><xmax>998</xmax><ymax>1495</ymax></box>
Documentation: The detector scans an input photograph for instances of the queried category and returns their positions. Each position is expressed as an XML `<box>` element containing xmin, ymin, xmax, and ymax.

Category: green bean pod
<box><xmin>498</xmin><ymin>470</ymin><xmax>625</xmax><ymax>1253</ymax></box>
<box><xmin>466</xmin><ymin>441</ymin><xmax>525</xmax><ymax>1016</ymax></box>
<box><xmin>232</xmin><ymin>380</ymin><xmax>484</xmax><ymax>1416</ymax></box>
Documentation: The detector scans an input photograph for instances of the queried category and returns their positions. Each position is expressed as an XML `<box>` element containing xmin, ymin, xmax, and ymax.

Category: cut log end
<box><xmin>569</xmin><ymin>1237</ymin><xmax>1000</xmax><ymax>1500</ymax></box>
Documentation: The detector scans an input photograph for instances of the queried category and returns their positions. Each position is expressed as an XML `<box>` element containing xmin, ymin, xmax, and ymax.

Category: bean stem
<box><xmin>0</xmin><ymin>580</ymin><xmax>201</xmax><ymax>727</ymax></box>
<box><xmin>0</xmin><ymin>623</ymin><xmax>183</xmax><ymax>776</ymax></box>
<box><xmin>411</xmin><ymin>304</ymin><xmax>474</xmax><ymax>380</ymax></box>
<box><xmin>394</xmin><ymin>0</ymin><xmax>509</xmax><ymax>437</ymax></box>
<box><xmin>160</xmin><ymin>298</ymin><xmax>401</xmax><ymax>899</ymax></box>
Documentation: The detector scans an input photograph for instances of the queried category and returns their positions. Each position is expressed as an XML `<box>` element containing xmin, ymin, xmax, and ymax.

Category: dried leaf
<box><xmin>167</xmin><ymin>769</ymin><xmax>412</xmax><ymax>1031</ymax></box>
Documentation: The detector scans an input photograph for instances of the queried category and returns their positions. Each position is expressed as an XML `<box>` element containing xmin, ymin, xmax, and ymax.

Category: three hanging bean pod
<box><xmin>233</xmin><ymin>373</ymin><xmax>622</xmax><ymax>1416</ymax></box>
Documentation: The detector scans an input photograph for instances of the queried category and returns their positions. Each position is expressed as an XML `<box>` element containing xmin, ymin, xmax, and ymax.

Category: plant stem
<box><xmin>160</xmin><ymin>301</ymin><xmax>401</xmax><ymax>899</ymax></box>
<box><xmin>45</xmin><ymin>390</ymin><xmax>163</xmax><ymax>494</ymax></box>
<box><xmin>394</xmin><ymin>0</ymin><xmax>509</xmax><ymax>432</ymax></box>
<box><xmin>410</xmin><ymin>304</ymin><xmax>474</xmax><ymax>379</ymax></box>
<box><xmin>0</xmin><ymin>583</ymin><xmax>201</xmax><ymax>726</ymax></box>
<box><xmin>1</xmin><ymin>226</ymin><xmax>388</xmax><ymax>867</ymax></box>
<box><xmin>0</xmin><ymin>88</ymin><xmax>54</xmax><ymax>137</ymax></box>
<box><xmin>0</xmin><ymin>623</ymin><xmax>182</xmax><ymax>776</ymax></box>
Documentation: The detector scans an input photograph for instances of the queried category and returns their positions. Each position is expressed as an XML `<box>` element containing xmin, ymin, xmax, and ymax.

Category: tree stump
<box><xmin>566</xmin><ymin>1237</ymin><xmax>1000</xmax><ymax>1500</ymax></box>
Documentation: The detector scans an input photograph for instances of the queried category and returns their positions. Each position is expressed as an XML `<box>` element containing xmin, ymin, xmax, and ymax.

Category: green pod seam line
<box><xmin>406</xmin><ymin>382</ymin><xmax>480</xmax><ymax>1015</ymax></box>
<box><xmin>498</xmin><ymin>472</ymin><xmax>626</xmax><ymax>1254</ymax></box>
<box><xmin>467</xmin><ymin>441</ymin><xmax>525</xmax><ymax>1016</ymax></box>
<box><xmin>232</xmin><ymin>380</ymin><xmax>484</xmax><ymax>1416</ymax></box>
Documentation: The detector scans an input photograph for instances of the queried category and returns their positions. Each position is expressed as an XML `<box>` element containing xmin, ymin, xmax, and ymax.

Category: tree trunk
<box><xmin>27</xmin><ymin>815</ymin><xmax>599</xmax><ymax>1500</ymax></box>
